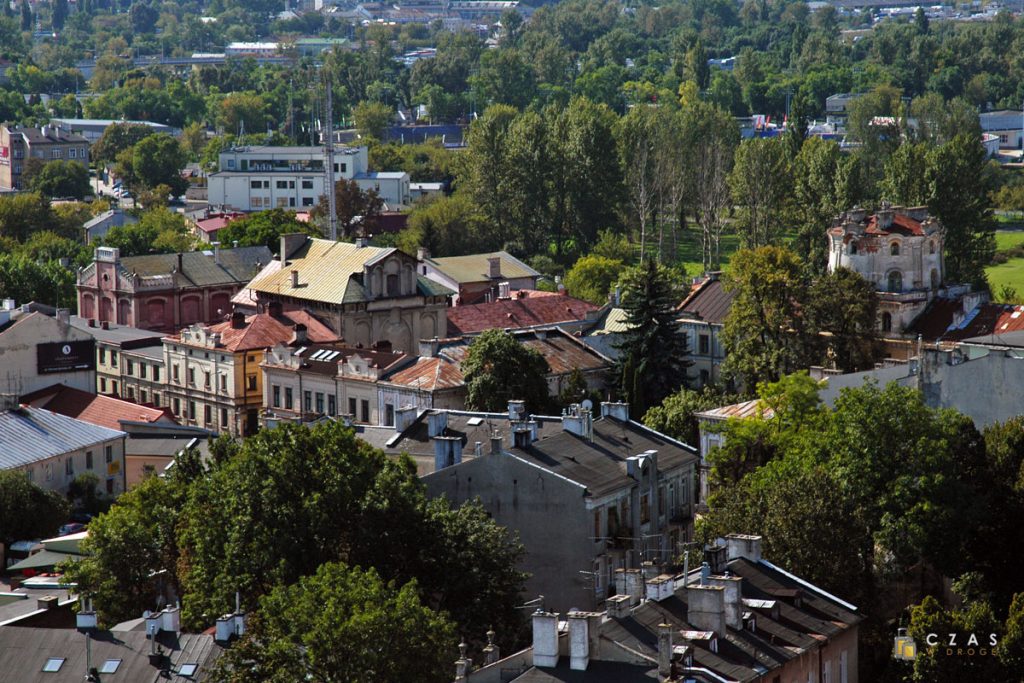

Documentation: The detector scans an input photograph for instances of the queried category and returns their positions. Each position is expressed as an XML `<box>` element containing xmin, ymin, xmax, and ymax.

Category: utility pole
<box><xmin>324</xmin><ymin>74</ymin><xmax>338</xmax><ymax>241</ymax></box>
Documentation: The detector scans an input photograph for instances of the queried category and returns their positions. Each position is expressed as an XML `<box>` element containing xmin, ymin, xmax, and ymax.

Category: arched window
<box><xmin>887</xmin><ymin>270</ymin><xmax>903</xmax><ymax>293</ymax></box>
<box><xmin>882</xmin><ymin>312</ymin><xmax>893</xmax><ymax>332</ymax></box>
<box><xmin>890</xmin><ymin>242</ymin><xmax>900</xmax><ymax>256</ymax></box>
<box><xmin>929</xmin><ymin>241</ymin><xmax>936</xmax><ymax>255</ymax></box>
<box><xmin>849</xmin><ymin>241</ymin><xmax>858</xmax><ymax>255</ymax></box>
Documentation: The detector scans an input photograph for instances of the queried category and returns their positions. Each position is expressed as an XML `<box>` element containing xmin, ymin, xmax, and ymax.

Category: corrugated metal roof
<box><xmin>247</xmin><ymin>238</ymin><xmax>395</xmax><ymax>305</ymax></box>
<box><xmin>695</xmin><ymin>399</ymin><xmax>774</xmax><ymax>422</ymax></box>
<box><xmin>119</xmin><ymin>246</ymin><xmax>271</xmax><ymax>287</ymax></box>
<box><xmin>429</xmin><ymin>251</ymin><xmax>539</xmax><ymax>284</ymax></box>
<box><xmin>678</xmin><ymin>276</ymin><xmax>735</xmax><ymax>325</ymax></box>
<box><xmin>0</xmin><ymin>407</ymin><xmax>125</xmax><ymax>469</ymax></box>
<box><xmin>586</xmin><ymin>307</ymin><xmax>631</xmax><ymax>335</ymax></box>
<box><xmin>383</xmin><ymin>356</ymin><xmax>464</xmax><ymax>391</ymax></box>
<box><xmin>447</xmin><ymin>293</ymin><xmax>599</xmax><ymax>335</ymax></box>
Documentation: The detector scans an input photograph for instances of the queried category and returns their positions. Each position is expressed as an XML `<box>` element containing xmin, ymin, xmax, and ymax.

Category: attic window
<box><xmin>42</xmin><ymin>658</ymin><xmax>65</xmax><ymax>672</ymax></box>
<box><xmin>179</xmin><ymin>663</ymin><xmax>199</xmax><ymax>677</ymax></box>
<box><xmin>99</xmin><ymin>659</ymin><xmax>121</xmax><ymax>674</ymax></box>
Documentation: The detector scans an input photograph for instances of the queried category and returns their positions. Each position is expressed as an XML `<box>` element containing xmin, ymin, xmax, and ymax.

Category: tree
<box><xmin>791</xmin><ymin>137</ymin><xmax>859</xmax><ymax>273</ymax></box>
<box><xmin>127</xmin><ymin>134</ymin><xmax>188</xmax><ymax>195</ymax></box>
<box><xmin>729</xmin><ymin>137</ymin><xmax>791</xmax><ymax>249</ymax></box>
<box><xmin>907</xmin><ymin>596</ymin><xmax>1005</xmax><ymax>682</ymax></box>
<box><xmin>804</xmin><ymin>267</ymin><xmax>880</xmax><ymax>372</ymax></box>
<box><xmin>614</xmin><ymin>260</ymin><xmax>692</xmax><ymax>418</ymax></box>
<box><xmin>92</xmin><ymin>123</ymin><xmax>154</xmax><ymax>166</ymax></box>
<box><xmin>0</xmin><ymin>253</ymin><xmax>76</xmax><ymax>306</ymax></box>
<box><xmin>314</xmin><ymin>179</ymin><xmax>384</xmax><ymax>238</ymax></box>
<box><xmin>471</xmin><ymin>49</ymin><xmax>537</xmax><ymax>110</ymax></box>
<box><xmin>99</xmin><ymin>209</ymin><xmax>192</xmax><ymax>257</ymax></box>
<box><xmin>643</xmin><ymin>386</ymin><xmax>741</xmax><ymax>446</ymax></box>
<box><xmin>352</xmin><ymin>100</ymin><xmax>393</xmax><ymax>140</ymax></box>
<box><xmin>882</xmin><ymin>143</ymin><xmax>931</xmax><ymax>206</ymax></box>
<box><xmin>398</xmin><ymin>193</ymin><xmax>492</xmax><ymax>258</ymax></box>
<box><xmin>0</xmin><ymin>469</ymin><xmax>69</xmax><ymax>543</ymax></box>
<box><xmin>67</xmin><ymin>473</ymin><xmax>108</xmax><ymax>516</ymax></box>
<box><xmin>217</xmin><ymin>92</ymin><xmax>267</xmax><ymax>137</ymax></box>
<box><xmin>0</xmin><ymin>192</ymin><xmax>59</xmax><ymax>241</ymax></box>
<box><xmin>213</xmin><ymin>563</ymin><xmax>456</xmax><ymax>683</ymax></box>
<box><xmin>461</xmin><ymin>329</ymin><xmax>551</xmax><ymax>414</ymax></box>
<box><xmin>215</xmin><ymin>209</ymin><xmax>320</xmax><ymax>252</ymax></box>
<box><xmin>51</xmin><ymin>0</ymin><xmax>67</xmax><ymax>29</ymax></box>
<box><xmin>20</xmin><ymin>0</ymin><xmax>30</xmax><ymax>32</ymax></box>
<box><xmin>563</xmin><ymin>254</ymin><xmax>624</xmax><ymax>305</ymax></box>
<box><xmin>721</xmin><ymin>246</ymin><xmax>809</xmax><ymax>389</ymax></box>
<box><xmin>685</xmin><ymin>101</ymin><xmax>739</xmax><ymax>271</ymax></box>
<box><xmin>27</xmin><ymin>160</ymin><xmax>91</xmax><ymax>199</ymax></box>
<box><xmin>927</xmin><ymin>133</ymin><xmax>996</xmax><ymax>288</ymax></box>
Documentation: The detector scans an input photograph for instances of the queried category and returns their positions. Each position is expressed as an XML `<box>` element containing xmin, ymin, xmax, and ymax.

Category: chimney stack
<box><xmin>562</xmin><ymin>404</ymin><xmax>593</xmax><ymax>440</ymax></box>
<box><xmin>606</xmin><ymin>594</ymin><xmax>631</xmax><ymax>619</ymax></box>
<box><xmin>657</xmin><ymin>623</ymin><xmax>673</xmax><ymax>679</ymax></box>
<box><xmin>279</xmin><ymin>233</ymin><xmax>307</xmax><ymax>265</ymax></box>
<box><xmin>707</xmin><ymin>576</ymin><xmax>743</xmax><ymax>630</ymax></box>
<box><xmin>394</xmin><ymin>405</ymin><xmax>417</xmax><ymax>432</ymax></box>
<box><xmin>600</xmin><ymin>401</ymin><xmax>629</xmax><ymax>422</ymax></box>
<box><xmin>490</xmin><ymin>433</ymin><xmax>503</xmax><ymax>455</ymax></box>
<box><xmin>418</xmin><ymin>337</ymin><xmax>440</xmax><ymax>358</ymax></box>
<box><xmin>513</xmin><ymin>427</ymin><xmax>532</xmax><ymax>449</ymax></box>
<box><xmin>212</xmin><ymin>241</ymin><xmax>221</xmax><ymax>265</ymax></box>
<box><xmin>531</xmin><ymin>611</ymin><xmax>560</xmax><ymax>668</ymax></box>
<box><xmin>706</xmin><ymin>544</ymin><xmax>728</xmax><ymax>575</ymax></box>
<box><xmin>56</xmin><ymin>308</ymin><xmax>70</xmax><ymax>325</ymax></box>
<box><xmin>291</xmin><ymin>323</ymin><xmax>307</xmax><ymax>345</ymax></box>
<box><xmin>568</xmin><ymin>613</ymin><xmax>590</xmax><ymax>671</ymax></box>
<box><xmin>687</xmin><ymin>585</ymin><xmax>726</xmax><ymax>636</ymax></box>
<box><xmin>426</xmin><ymin>410</ymin><xmax>448</xmax><ymax>437</ymax></box>
<box><xmin>487</xmin><ymin>255</ymin><xmax>501</xmax><ymax>279</ymax></box>
<box><xmin>291</xmin><ymin>270</ymin><xmax>300</xmax><ymax>288</ymax></box>
<box><xmin>725</xmin><ymin>534</ymin><xmax>762</xmax><ymax>563</ymax></box>
<box><xmin>231</xmin><ymin>311</ymin><xmax>246</xmax><ymax>329</ymax></box>
<box><xmin>614</xmin><ymin>568</ymin><xmax>643</xmax><ymax>606</ymax></box>
<box><xmin>508</xmin><ymin>399</ymin><xmax>525</xmax><ymax>422</ymax></box>
<box><xmin>268</xmin><ymin>300</ymin><xmax>283</xmax><ymax>317</ymax></box>
<box><xmin>432</xmin><ymin>435</ymin><xmax>463</xmax><ymax>470</ymax></box>
<box><xmin>416</xmin><ymin>246</ymin><xmax>430</xmax><ymax>262</ymax></box>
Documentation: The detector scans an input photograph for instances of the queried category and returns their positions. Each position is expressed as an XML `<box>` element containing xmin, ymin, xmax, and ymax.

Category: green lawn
<box><xmin>995</xmin><ymin>229</ymin><xmax>1024</xmax><ymax>252</ymax></box>
<box><xmin>987</xmin><ymin>231</ymin><xmax>1024</xmax><ymax>300</ymax></box>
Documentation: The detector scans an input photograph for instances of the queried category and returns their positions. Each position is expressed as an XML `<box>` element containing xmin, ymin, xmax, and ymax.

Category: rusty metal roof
<box><xmin>446</xmin><ymin>294</ymin><xmax>600</xmax><ymax>335</ymax></box>
<box><xmin>695</xmin><ymin>399</ymin><xmax>774</xmax><ymax>422</ymax></box>
<box><xmin>382</xmin><ymin>356</ymin><xmax>464</xmax><ymax>391</ymax></box>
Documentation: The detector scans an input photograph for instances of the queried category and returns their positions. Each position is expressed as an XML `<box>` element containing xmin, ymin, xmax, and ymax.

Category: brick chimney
<box><xmin>230</xmin><ymin>311</ymin><xmax>246</xmax><ymax>329</ymax></box>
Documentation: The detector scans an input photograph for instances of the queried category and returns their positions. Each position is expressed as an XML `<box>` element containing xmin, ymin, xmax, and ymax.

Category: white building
<box><xmin>224</xmin><ymin>42</ymin><xmax>280</xmax><ymax>57</ymax></box>
<box><xmin>980</xmin><ymin>109</ymin><xmax>1024</xmax><ymax>149</ymax></box>
<box><xmin>0</xmin><ymin>307</ymin><xmax>96</xmax><ymax>405</ymax></box>
<box><xmin>207</xmin><ymin>144</ymin><xmax>411</xmax><ymax>212</ymax></box>
<box><xmin>827</xmin><ymin>205</ymin><xmax>945</xmax><ymax>335</ymax></box>
<box><xmin>0</xmin><ymin>406</ymin><xmax>126</xmax><ymax>496</ymax></box>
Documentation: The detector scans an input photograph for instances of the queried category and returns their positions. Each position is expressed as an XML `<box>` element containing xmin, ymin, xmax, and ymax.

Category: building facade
<box><xmin>68</xmin><ymin>315</ymin><xmax>163</xmax><ymax>398</ymax></box>
<box><xmin>419</xmin><ymin>250</ymin><xmax>540</xmax><ymax>306</ymax></box>
<box><xmin>245</xmin><ymin>234</ymin><xmax>451</xmax><ymax>352</ymax></box>
<box><xmin>0</xmin><ymin>310</ymin><xmax>96</xmax><ymax>405</ymax></box>
<box><xmin>207</xmin><ymin>144</ymin><xmax>410</xmax><ymax>211</ymax></box>
<box><xmin>677</xmin><ymin>273</ymin><xmax>734</xmax><ymax>389</ymax></box>
<box><xmin>76</xmin><ymin>245</ymin><xmax>272</xmax><ymax>333</ymax></box>
<box><xmin>0</xmin><ymin>124</ymin><xmax>90</xmax><ymax>191</ymax></box>
<box><xmin>827</xmin><ymin>205</ymin><xmax>945</xmax><ymax>335</ymax></box>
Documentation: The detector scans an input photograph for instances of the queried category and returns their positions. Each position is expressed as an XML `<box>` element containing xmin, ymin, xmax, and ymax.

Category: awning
<box><xmin>7</xmin><ymin>550</ymin><xmax>82</xmax><ymax>572</ymax></box>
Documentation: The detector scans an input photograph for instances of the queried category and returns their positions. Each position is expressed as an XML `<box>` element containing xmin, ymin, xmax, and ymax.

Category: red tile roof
<box><xmin>446</xmin><ymin>293</ymin><xmax>600</xmax><ymax>335</ymax></box>
<box><xmin>174</xmin><ymin>310</ymin><xmax>338</xmax><ymax>352</ymax></box>
<box><xmin>865</xmin><ymin>213</ymin><xmax>925</xmax><ymax>237</ymax></box>
<box><xmin>907</xmin><ymin>300</ymin><xmax>1024</xmax><ymax>342</ymax></box>
<box><xmin>21</xmin><ymin>384</ymin><xmax>175</xmax><ymax>430</ymax></box>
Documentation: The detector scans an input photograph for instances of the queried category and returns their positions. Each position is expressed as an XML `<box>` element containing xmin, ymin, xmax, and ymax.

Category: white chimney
<box><xmin>487</xmin><ymin>255</ymin><xmax>501</xmax><ymax>279</ymax></box>
<box><xmin>531</xmin><ymin>611</ymin><xmax>560</xmax><ymax>668</ymax></box>
<box><xmin>215</xmin><ymin>614</ymin><xmax>235</xmax><ymax>642</ymax></box>
<box><xmin>687</xmin><ymin>585</ymin><xmax>726</xmax><ymax>636</ymax></box>
<box><xmin>395</xmin><ymin>405</ymin><xmax>417</xmax><ymax>432</ymax></box>
<box><xmin>562</xmin><ymin>405</ymin><xmax>592</xmax><ymax>440</ymax></box>
<box><xmin>646</xmin><ymin>574</ymin><xmax>674</xmax><ymax>602</ymax></box>
<box><xmin>160</xmin><ymin>605</ymin><xmax>180</xmax><ymax>635</ymax></box>
<box><xmin>568</xmin><ymin>613</ymin><xmax>590</xmax><ymax>671</ymax></box>
<box><xmin>600</xmin><ymin>401</ymin><xmax>629</xmax><ymax>422</ymax></box>
<box><xmin>432</xmin><ymin>435</ymin><xmax>463</xmax><ymax>470</ymax></box>
<box><xmin>725</xmin><ymin>534</ymin><xmax>762</xmax><ymax>563</ymax></box>
<box><xmin>606</xmin><ymin>594</ymin><xmax>631</xmax><ymax>619</ymax></box>
<box><xmin>144</xmin><ymin>610</ymin><xmax>161</xmax><ymax>636</ymax></box>
<box><xmin>498</xmin><ymin>281</ymin><xmax>511</xmax><ymax>299</ymax></box>
<box><xmin>508</xmin><ymin>399</ymin><xmax>525</xmax><ymax>422</ymax></box>
<box><xmin>707</xmin><ymin>576</ymin><xmax>743</xmax><ymax>629</ymax></box>
<box><xmin>512</xmin><ymin>427</ymin><xmax>532</xmax><ymax>449</ymax></box>
<box><xmin>615</xmin><ymin>568</ymin><xmax>643</xmax><ymax>606</ymax></box>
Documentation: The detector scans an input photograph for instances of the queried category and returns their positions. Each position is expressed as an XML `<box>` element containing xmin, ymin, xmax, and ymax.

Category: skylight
<box><xmin>99</xmin><ymin>659</ymin><xmax>121</xmax><ymax>674</ymax></box>
<box><xmin>179</xmin><ymin>663</ymin><xmax>199</xmax><ymax>677</ymax></box>
<box><xmin>42</xmin><ymin>658</ymin><xmax>65</xmax><ymax>672</ymax></box>
<box><xmin>467</xmin><ymin>417</ymin><xmax>484</xmax><ymax>426</ymax></box>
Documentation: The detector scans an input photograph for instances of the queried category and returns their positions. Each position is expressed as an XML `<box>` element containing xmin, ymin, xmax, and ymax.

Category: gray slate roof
<box><xmin>119</xmin><ymin>246</ymin><xmax>272</xmax><ymax>288</ymax></box>
<box><xmin>0</xmin><ymin>407</ymin><xmax>124</xmax><ymax>469</ymax></box>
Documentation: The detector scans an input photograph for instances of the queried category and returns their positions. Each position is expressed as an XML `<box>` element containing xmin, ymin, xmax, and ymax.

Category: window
<box><xmin>250</xmin><ymin>180</ymin><xmax>263</xmax><ymax>189</ymax></box>
<box><xmin>45</xmin><ymin>462</ymin><xmax>52</xmax><ymax>481</ymax></box>
<box><xmin>658</xmin><ymin>485</ymin><xmax>666</xmax><ymax>517</ymax></box>
<box><xmin>348</xmin><ymin>397</ymin><xmax>357</xmax><ymax>416</ymax></box>
<box><xmin>204</xmin><ymin>371</ymin><xmax>211</xmax><ymax>389</ymax></box>
<box><xmin>385</xmin><ymin>403</ymin><xmax>394</xmax><ymax>426</ymax></box>
<box><xmin>220</xmin><ymin>374</ymin><xmax>227</xmax><ymax>392</ymax></box>
<box><xmin>607</xmin><ymin>505</ymin><xmax>619</xmax><ymax>535</ymax></box>
<box><xmin>25</xmin><ymin>467</ymin><xmax>33</xmax><ymax>482</ymax></box>
<box><xmin>929</xmin><ymin>241</ymin><xmax>936</xmax><ymax>255</ymax></box>
<box><xmin>52</xmin><ymin>149</ymin><xmax>62</xmax><ymax>159</ymax></box>
<box><xmin>179</xmin><ymin>663</ymin><xmax>199</xmax><ymax>678</ymax></box>
<box><xmin>140</xmin><ymin>364</ymin><xmax>147</xmax><ymax>379</ymax></box>
<box><xmin>840</xmin><ymin>650</ymin><xmax>848</xmax><ymax>683</ymax></box>
<box><xmin>887</xmin><ymin>270</ymin><xmax>903</xmax><ymax>293</ymax></box>
<box><xmin>302</xmin><ymin>196</ymin><xmax>314</xmax><ymax>206</ymax></box>
<box><xmin>823</xmin><ymin>659</ymin><xmax>832</xmax><ymax>683</ymax></box>
<box><xmin>153</xmin><ymin>392</ymin><xmax>160</xmax><ymax>407</ymax></box>
<box><xmin>328</xmin><ymin>394</ymin><xmax>336</xmax><ymax>415</ymax></box>
<box><xmin>315</xmin><ymin>392</ymin><xmax>324</xmax><ymax>414</ymax></box>
<box><xmin>86</xmin><ymin>451</ymin><xmax>93</xmax><ymax>469</ymax></box>
<box><xmin>173</xmin><ymin>397</ymin><xmax>181</xmax><ymax>415</ymax></box>
<box><xmin>188</xmin><ymin>401</ymin><xmax>196</xmax><ymax>420</ymax></box>
<box><xmin>188</xmin><ymin>367</ymin><xmax>195</xmax><ymax>385</ymax></box>
<box><xmin>890</xmin><ymin>242</ymin><xmax>900</xmax><ymax>256</ymax></box>
<box><xmin>111</xmin><ymin>351</ymin><xmax>118</xmax><ymax>367</ymax></box>
<box><xmin>304</xmin><ymin>390</ymin><xmax>312</xmax><ymax>412</ymax></box>
<box><xmin>387</xmin><ymin>274</ymin><xmax>399</xmax><ymax>296</ymax></box>
<box><xmin>272</xmin><ymin>385</ymin><xmax>281</xmax><ymax>408</ymax></box>
<box><xmin>931</xmin><ymin>268</ymin><xmax>939</xmax><ymax>290</ymax></box>
<box><xmin>105</xmin><ymin>445</ymin><xmax>112</xmax><ymax>463</ymax></box>
<box><xmin>301</xmin><ymin>179</ymin><xmax>314</xmax><ymax>189</ymax></box>
<box><xmin>247</xmin><ymin>375</ymin><xmax>256</xmax><ymax>391</ymax></box>
<box><xmin>882</xmin><ymin>312</ymin><xmax>893</xmax><ymax>333</ymax></box>
<box><xmin>111</xmin><ymin>380</ymin><xmax>118</xmax><ymax>395</ymax></box>
<box><xmin>106</xmin><ymin>478</ymin><xmax>114</xmax><ymax>494</ymax></box>
<box><xmin>339</xmin><ymin>162</ymin><xmax>347</xmax><ymax>173</ymax></box>
<box><xmin>699</xmin><ymin>334</ymin><xmax>709</xmax><ymax>355</ymax></box>
<box><xmin>276</xmin><ymin>180</ymin><xmax>288</xmax><ymax>189</ymax></box>
<box><xmin>220</xmin><ymin>408</ymin><xmax>228</xmax><ymax>428</ymax></box>
<box><xmin>700</xmin><ymin>369</ymin><xmax>710</xmax><ymax>386</ymax></box>
<box><xmin>99</xmin><ymin>659</ymin><xmax>121</xmax><ymax>674</ymax></box>
<box><xmin>640</xmin><ymin>493</ymin><xmax>650</xmax><ymax>524</ymax></box>
<box><xmin>849</xmin><ymin>241</ymin><xmax>858</xmax><ymax>255</ymax></box>
<box><xmin>173</xmin><ymin>364</ymin><xmax>180</xmax><ymax>382</ymax></box>
<box><xmin>65</xmin><ymin>458</ymin><xmax>73</xmax><ymax>476</ymax></box>
<box><xmin>141</xmin><ymin>390</ymin><xmax>148</xmax><ymax>404</ymax></box>
<box><xmin>285</xmin><ymin>387</ymin><xmax>293</xmax><ymax>410</ymax></box>
<box><xmin>593</xmin><ymin>510</ymin><xmax>601</xmax><ymax>539</ymax></box>
<box><xmin>361</xmin><ymin>399</ymin><xmax>370</xmax><ymax>422</ymax></box>
<box><xmin>99</xmin><ymin>347</ymin><xmax>106</xmax><ymax>364</ymax></box>
<box><xmin>127</xmin><ymin>387</ymin><xmax>134</xmax><ymax>400</ymax></box>
<box><xmin>99</xmin><ymin>377</ymin><xmax>107</xmax><ymax>393</ymax></box>
<box><xmin>42</xmin><ymin>658</ymin><xmax>65</xmax><ymax>672</ymax></box>
<box><xmin>153</xmin><ymin>367</ymin><xmax>160</xmax><ymax>382</ymax></box>
<box><xmin>204</xmin><ymin>405</ymin><xmax>212</xmax><ymax>425</ymax></box>
<box><xmin>69</xmin><ymin>148</ymin><xmax>76</xmax><ymax>159</ymax></box>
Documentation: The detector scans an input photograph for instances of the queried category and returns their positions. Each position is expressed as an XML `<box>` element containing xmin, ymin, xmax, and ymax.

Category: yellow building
<box><xmin>162</xmin><ymin>308</ymin><xmax>337</xmax><ymax>436</ymax></box>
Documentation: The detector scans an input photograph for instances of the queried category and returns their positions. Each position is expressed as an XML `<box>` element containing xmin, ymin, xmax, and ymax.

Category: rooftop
<box><xmin>695</xmin><ymin>399</ymin><xmax>775</xmax><ymax>422</ymax></box>
<box><xmin>171</xmin><ymin>309</ymin><xmax>336</xmax><ymax>352</ymax></box>
<box><xmin>20</xmin><ymin>384</ymin><xmax>175</xmax><ymax>431</ymax></box>
<box><xmin>0</xmin><ymin>407</ymin><xmax>125</xmax><ymax>470</ymax></box>
<box><xmin>446</xmin><ymin>292</ymin><xmax>600</xmax><ymax>335</ymax></box>
<box><xmin>116</xmin><ymin>245</ymin><xmax>272</xmax><ymax>288</ymax></box>
<box><xmin>678</xmin><ymin>275</ymin><xmax>734</xmax><ymax>325</ymax></box>
<box><xmin>908</xmin><ymin>300</ymin><xmax>1024</xmax><ymax>343</ymax></box>
<box><xmin>428</xmin><ymin>251</ymin><xmax>540</xmax><ymax>285</ymax></box>
<box><xmin>68</xmin><ymin>316</ymin><xmax>164</xmax><ymax>348</ymax></box>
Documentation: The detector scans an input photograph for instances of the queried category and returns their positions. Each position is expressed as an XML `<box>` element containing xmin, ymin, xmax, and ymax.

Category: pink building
<box><xmin>77</xmin><ymin>245</ymin><xmax>272</xmax><ymax>333</ymax></box>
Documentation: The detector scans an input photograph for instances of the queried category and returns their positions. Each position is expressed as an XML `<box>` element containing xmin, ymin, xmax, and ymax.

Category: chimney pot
<box><xmin>490</xmin><ymin>433</ymin><xmax>503</xmax><ymax>455</ymax></box>
<box><xmin>212</xmin><ymin>241</ymin><xmax>221</xmax><ymax>264</ymax></box>
<box><xmin>291</xmin><ymin>270</ymin><xmax>300</xmax><ymax>288</ymax></box>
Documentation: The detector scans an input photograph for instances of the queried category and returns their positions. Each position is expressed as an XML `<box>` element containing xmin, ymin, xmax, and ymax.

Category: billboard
<box><xmin>37</xmin><ymin>340</ymin><xmax>96</xmax><ymax>374</ymax></box>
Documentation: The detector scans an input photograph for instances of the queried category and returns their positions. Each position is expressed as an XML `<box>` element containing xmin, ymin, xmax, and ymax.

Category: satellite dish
<box><xmin>581</xmin><ymin>399</ymin><xmax>593</xmax><ymax>412</ymax></box>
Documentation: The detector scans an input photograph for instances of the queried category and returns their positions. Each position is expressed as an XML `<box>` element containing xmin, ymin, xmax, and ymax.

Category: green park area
<box><xmin>987</xmin><ymin>229</ymin><xmax>1024</xmax><ymax>300</ymax></box>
